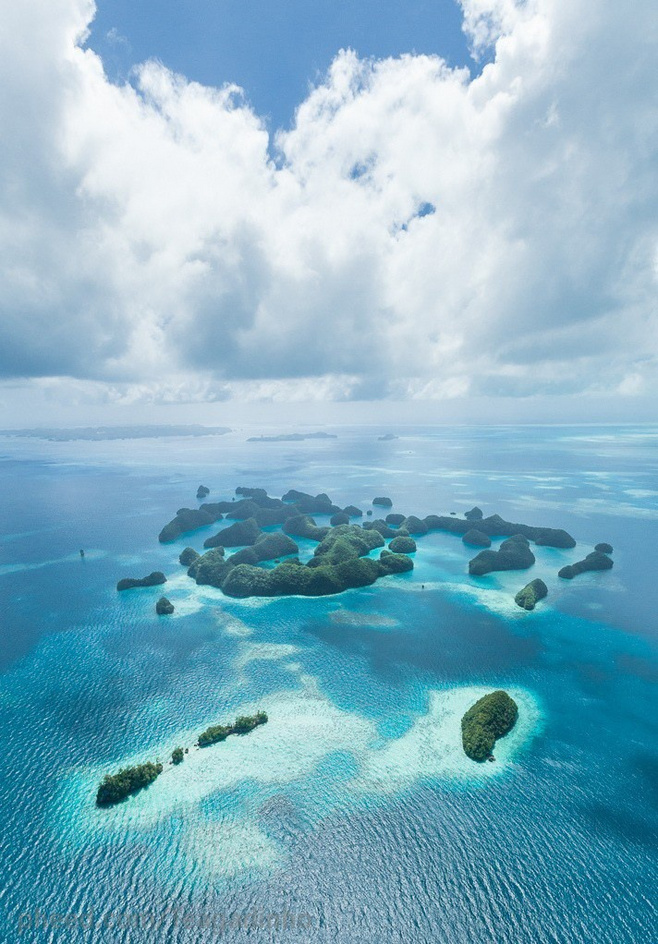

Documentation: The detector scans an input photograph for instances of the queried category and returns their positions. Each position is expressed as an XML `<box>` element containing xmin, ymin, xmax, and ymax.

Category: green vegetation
<box><xmin>469</xmin><ymin>534</ymin><xmax>535</xmax><ymax>576</ymax></box>
<box><xmin>461</xmin><ymin>691</ymin><xmax>519</xmax><ymax>762</ymax></box>
<box><xmin>373</xmin><ymin>496</ymin><xmax>393</xmax><ymax>507</ymax></box>
<box><xmin>188</xmin><ymin>547</ymin><xmax>229</xmax><ymax>587</ymax></box>
<box><xmin>227</xmin><ymin>531</ymin><xmax>299</xmax><ymax>566</ymax></box>
<box><xmin>171</xmin><ymin>747</ymin><xmax>184</xmax><ymax>765</ymax></box>
<box><xmin>595</xmin><ymin>542</ymin><xmax>613</xmax><ymax>554</ymax></box>
<box><xmin>159</xmin><ymin>507</ymin><xmax>221</xmax><ymax>543</ymax></box>
<box><xmin>204</xmin><ymin>516</ymin><xmax>261</xmax><ymax>549</ymax></box>
<box><xmin>116</xmin><ymin>571</ymin><xmax>166</xmax><ymax>591</ymax></box>
<box><xmin>198</xmin><ymin>711</ymin><xmax>268</xmax><ymax>747</ymax></box>
<box><xmin>389</xmin><ymin>534</ymin><xmax>417</xmax><ymax>553</ymax></box>
<box><xmin>282</xmin><ymin>514</ymin><xmax>330</xmax><ymax>541</ymax></box>
<box><xmin>514</xmin><ymin>578</ymin><xmax>548</xmax><ymax>610</ymax></box>
<box><xmin>96</xmin><ymin>761</ymin><xmax>163</xmax><ymax>806</ymax></box>
<box><xmin>399</xmin><ymin>515</ymin><xmax>428</xmax><ymax>535</ymax></box>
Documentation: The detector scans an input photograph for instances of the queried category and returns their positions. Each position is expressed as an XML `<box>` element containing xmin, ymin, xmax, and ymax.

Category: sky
<box><xmin>0</xmin><ymin>0</ymin><xmax>657</xmax><ymax>427</ymax></box>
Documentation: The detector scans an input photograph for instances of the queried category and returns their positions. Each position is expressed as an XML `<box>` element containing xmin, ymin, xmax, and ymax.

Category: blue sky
<box><xmin>89</xmin><ymin>0</ymin><xmax>473</xmax><ymax>131</ymax></box>
<box><xmin>0</xmin><ymin>0</ymin><xmax>656</xmax><ymax>426</ymax></box>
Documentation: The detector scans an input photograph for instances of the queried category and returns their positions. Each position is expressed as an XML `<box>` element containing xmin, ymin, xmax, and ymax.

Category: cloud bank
<box><xmin>1</xmin><ymin>0</ymin><xmax>656</xmax><ymax>407</ymax></box>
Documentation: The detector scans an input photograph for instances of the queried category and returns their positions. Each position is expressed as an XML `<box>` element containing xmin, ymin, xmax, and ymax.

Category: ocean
<box><xmin>0</xmin><ymin>425</ymin><xmax>656</xmax><ymax>943</ymax></box>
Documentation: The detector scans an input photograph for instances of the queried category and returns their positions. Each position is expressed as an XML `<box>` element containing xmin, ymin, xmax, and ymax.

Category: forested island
<box><xmin>96</xmin><ymin>761</ymin><xmax>163</xmax><ymax>806</ymax></box>
<box><xmin>461</xmin><ymin>691</ymin><xmax>519</xmax><ymax>761</ymax></box>
<box><xmin>144</xmin><ymin>485</ymin><xmax>616</xmax><ymax>603</ymax></box>
<box><xmin>117</xmin><ymin>571</ymin><xmax>166</xmax><ymax>591</ymax></box>
<box><xmin>515</xmin><ymin>579</ymin><xmax>548</xmax><ymax>610</ymax></box>
<box><xmin>198</xmin><ymin>711</ymin><xmax>268</xmax><ymax>746</ymax></box>
<box><xmin>96</xmin><ymin>712</ymin><xmax>268</xmax><ymax>807</ymax></box>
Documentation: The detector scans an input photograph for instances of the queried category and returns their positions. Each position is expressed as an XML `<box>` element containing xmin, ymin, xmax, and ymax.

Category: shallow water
<box><xmin>0</xmin><ymin>426</ymin><xmax>656</xmax><ymax>943</ymax></box>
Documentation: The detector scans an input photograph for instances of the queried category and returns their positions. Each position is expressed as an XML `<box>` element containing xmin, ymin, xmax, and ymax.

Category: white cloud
<box><xmin>0</xmin><ymin>0</ymin><xmax>656</xmax><ymax>408</ymax></box>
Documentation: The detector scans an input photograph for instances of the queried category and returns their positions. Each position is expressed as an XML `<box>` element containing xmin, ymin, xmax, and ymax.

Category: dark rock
<box><xmin>514</xmin><ymin>578</ymin><xmax>548</xmax><ymax>610</ymax></box>
<box><xmin>156</xmin><ymin>596</ymin><xmax>175</xmax><ymax>615</ymax></box>
<box><xmin>343</xmin><ymin>505</ymin><xmax>363</xmax><ymax>517</ymax></box>
<box><xmin>117</xmin><ymin>572</ymin><xmax>166</xmax><ymax>591</ymax></box>
<box><xmin>373</xmin><ymin>496</ymin><xmax>393</xmax><ymax>508</ymax></box>
<box><xmin>469</xmin><ymin>534</ymin><xmax>535</xmax><ymax>576</ymax></box>
<box><xmin>595</xmin><ymin>542</ymin><xmax>613</xmax><ymax>554</ymax></box>
<box><xmin>196</xmin><ymin>485</ymin><xmax>210</xmax><ymax>499</ymax></box>
<box><xmin>462</xmin><ymin>529</ymin><xmax>492</xmax><ymax>548</ymax></box>
<box><xmin>464</xmin><ymin>506</ymin><xmax>484</xmax><ymax>520</ymax></box>
<box><xmin>366</xmin><ymin>509</ymin><xmax>373</xmax><ymax>516</ymax></box>
<box><xmin>559</xmin><ymin>551</ymin><xmax>613</xmax><ymax>580</ymax></box>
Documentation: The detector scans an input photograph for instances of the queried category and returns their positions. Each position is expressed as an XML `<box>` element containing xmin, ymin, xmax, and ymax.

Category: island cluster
<box><xmin>106</xmin><ymin>484</ymin><xmax>614</xmax><ymax>783</ymax></box>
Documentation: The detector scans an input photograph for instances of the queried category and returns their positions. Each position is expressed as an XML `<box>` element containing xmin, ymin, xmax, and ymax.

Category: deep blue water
<box><xmin>0</xmin><ymin>426</ymin><xmax>656</xmax><ymax>943</ymax></box>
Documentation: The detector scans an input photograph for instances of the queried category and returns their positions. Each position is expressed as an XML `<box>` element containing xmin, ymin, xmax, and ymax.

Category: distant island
<box><xmin>378</xmin><ymin>433</ymin><xmax>398</xmax><ymax>441</ymax></box>
<box><xmin>247</xmin><ymin>432</ymin><xmax>337</xmax><ymax>442</ymax></box>
<box><xmin>461</xmin><ymin>691</ymin><xmax>519</xmax><ymax>761</ymax></box>
<box><xmin>0</xmin><ymin>425</ymin><xmax>231</xmax><ymax>442</ymax></box>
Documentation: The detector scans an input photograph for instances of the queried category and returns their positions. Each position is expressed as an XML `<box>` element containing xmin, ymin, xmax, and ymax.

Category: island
<box><xmin>159</xmin><ymin>507</ymin><xmax>223</xmax><ymax>543</ymax></box>
<box><xmin>559</xmin><ymin>550</ymin><xmax>613</xmax><ymax>579</ymax></box>
<box><xmin>595</xmin><ymin>542</ymin><xmax>613</xmax><ymax>554</ymax></box>
<box><xmin>2</xmin><ymin>425</ymin><xmax>230</xmax><ymax>442</ymax></box>
<box><xmin>117</xmin><ymin>571</ymin><xmax>166</xmax><ymax>591</ymax></box>
<box><xmin>203</xmin><ymin>516</ymin><xmax>261</xmax><ymax>548</ymax></box>
<box><xmin>156</xmin><ymin>596</ymin><xmax>174</xmax><ymax>615</ymax></box>
<box><xmin>247</xmin><ymin>432</ymin><xmax>337</xmax><ymax>442</ymax></box>
<box><xmin>514</xmin><ymin>578</ymin><xmax>548</xmax><ymax>610</ymax></box>
<box><xmin>389</xmin><ymin>534</ymin><xmax>417</xmax><ymax>553</ymax></box>
<box><xmin>378</xmin><ymin>433</ymin><xmax>398</xmax><ymax>441</ymax></box>
<box><xmin>468</xmin><ymin>534</ymin><xmax>535</xmax><ymax>576</ymax></box>
<box><xmin>198</xmin><ymin>711</ymin><xmax>268</xmax><ymax>747</ymax></box>
<box><xmin>196</xmin><ymin>485</ymin><xmax>210</xmax><ymax>499</ymax></box>
<box><xmin>462</xmin><ymin>529</ymin><xmax>492</xmax><ymax>548</ymax></box>
<box><xmin>154</xmin><ymin>485</ymin><xmax>584</xmax><ymax>599</ymax></box>
<box><xmin>461</xmin><ymin>690</ymin><xmax>519</xmax><ymax>761</ymax></box>
<box><xmin>96</xmin><ymin>761</ymin><xmax>163</xmax><ymax>806</ymax></box>
<box><xmin>179</xmin><ymin>547</ymin><xmax>200</xmax><ymax>566</ymax></box>
<box><xmin>171</xmin><ymin>748</ymin><xmax>184</xmax><ymax>765</ymax></box>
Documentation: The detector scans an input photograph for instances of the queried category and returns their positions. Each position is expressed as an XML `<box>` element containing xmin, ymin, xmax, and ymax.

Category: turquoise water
<box><xmin>0</xmin><ymin>426</ymin><xmax>656</xmax><ymax>942</ymax></box>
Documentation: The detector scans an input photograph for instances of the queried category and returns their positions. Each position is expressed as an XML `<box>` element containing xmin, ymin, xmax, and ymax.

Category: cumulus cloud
<box><xmin>0</xmin><ymin>0</ymin><xmax>656</xmax><ymax>405</ymax></box>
